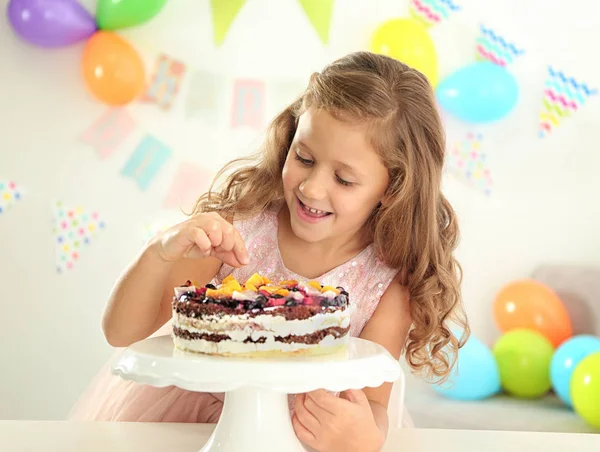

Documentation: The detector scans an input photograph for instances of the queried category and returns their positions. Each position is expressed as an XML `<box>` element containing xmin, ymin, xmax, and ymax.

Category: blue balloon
<box><xmin>434</xmin><ymin>333</ymin><xmax>501</xmax><ymax>401</ymax></box>
<box><xmin>550</xmin><ymin>335</ymin><xmax>600</xmax><ymax>407</ymax></box>
<box><xmin>436</xmin><ymin>62</ymin><xmax>519</xmax><ymax>123</ymax></box>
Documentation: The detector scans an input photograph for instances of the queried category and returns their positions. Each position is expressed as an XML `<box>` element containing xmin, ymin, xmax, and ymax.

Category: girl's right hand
<box><xmin>150</xmin><ymin>212</ymin><xmax>250</xmax><ymax>268</ymax></box>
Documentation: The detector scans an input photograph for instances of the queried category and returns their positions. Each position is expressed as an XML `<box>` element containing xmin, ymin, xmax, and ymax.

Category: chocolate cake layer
<box><xmin>173</xmin><ymin>299</ymin><xmax>346</xmax><ymax>321</ymax></box>
<box><xmin>172</xmin><ymin>326</ymin><xmax>349</xmax><ymax>344</ymax></box>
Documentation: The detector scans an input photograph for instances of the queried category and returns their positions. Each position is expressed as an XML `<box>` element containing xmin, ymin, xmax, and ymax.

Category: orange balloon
<box><xmin>493</xmin><ymin>279</ymin><xmax>572</xmax><ymax>348</ymax></box>
<box><xmin>81</xmin><ymin>31</ymin><xmax>145</xmax><ymax>105</ymax></box>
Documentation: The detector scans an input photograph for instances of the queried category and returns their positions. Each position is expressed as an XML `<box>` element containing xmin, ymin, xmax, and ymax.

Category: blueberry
<box><xmin>285</xmin><ymin>299</ymin><xmax>297</xmax><ymax>307</ymax></box>
<box><xmin>272</xmin><ymin>294</ymin><xmax>284</xmax><ymax>299</ymax></box>
<box><xmin>289</xmin><ymin>287</ymin><xmax>300</xmax><ymax>292</ymax></box>
<box><xmin>206</xmin><ymin>284</ymin><xmax>217</xmax><ymax>290</ymax></box>
<box><xmin>224</xmin><ymin>300</ymin><xmax>238</xmax><ymax>309</ymax></box>
<box><xmin>320</xmin><ymin>299</ymin><xmax>332</xmax><ymax>307</ymax></box>
<box><xmin>204</xmin><ymin>297</ymin><xmax>216</xmax><ymax>304</ymax></box>
<box><xmin>335</xmin><ymin>294</ymin><xmax>348</xmax><ymax>306</ymax></box>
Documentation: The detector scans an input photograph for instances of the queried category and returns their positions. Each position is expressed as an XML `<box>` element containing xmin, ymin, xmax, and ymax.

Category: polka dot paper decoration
<box><xmin>0</xmin><ymin>180</ymin><xmax>23</xmax><ymax>215</ymax></box>
<box><xmin>446</xmin><ymin>132</ymin><xmax>492</xmax><ymax>196</ymax></box>
<box><xmin>53</xmin><ymin>201</ymin><xmax>105</xmax><ymax>273</ymax></box>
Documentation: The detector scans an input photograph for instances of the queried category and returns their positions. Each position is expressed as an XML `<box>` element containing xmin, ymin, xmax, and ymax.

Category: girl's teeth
<box><xmin>307</xmin><ymin>207</ymin><xmax>326</xmax><ymax>215</ymax></box>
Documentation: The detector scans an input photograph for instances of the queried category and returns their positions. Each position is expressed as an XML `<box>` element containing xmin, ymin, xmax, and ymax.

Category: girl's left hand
<box><xmin>292</xmin><ymin>389</ymin><xmax>385</xmax><ymax>452</ymax></box>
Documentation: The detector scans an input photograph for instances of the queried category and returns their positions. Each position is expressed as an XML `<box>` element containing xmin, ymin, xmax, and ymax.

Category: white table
<box><xmin>0</xmin><ymin>421</ymin><xmax>598</xmax><ymax>451</ymax></box>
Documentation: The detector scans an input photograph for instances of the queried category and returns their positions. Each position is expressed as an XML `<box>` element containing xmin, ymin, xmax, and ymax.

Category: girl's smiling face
<box><xmin>282</xmin><ymin>107</ymin><xmax>389</xmax><ymax>246</ymax></box>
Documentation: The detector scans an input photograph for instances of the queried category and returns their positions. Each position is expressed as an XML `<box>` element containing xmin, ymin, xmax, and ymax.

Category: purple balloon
<box><xmin>7</xmin><ymin>0</ymin><xmax>97</xmax><ymax>47</ymax></box>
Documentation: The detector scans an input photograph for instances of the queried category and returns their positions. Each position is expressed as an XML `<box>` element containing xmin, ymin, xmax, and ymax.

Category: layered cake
<box><xmin>171</xmin><ymin>273</ymin><xmax>351</xmax><ymax>357</ymax></box>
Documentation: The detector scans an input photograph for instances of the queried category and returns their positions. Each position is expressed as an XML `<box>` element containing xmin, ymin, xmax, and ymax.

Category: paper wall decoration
<box><xmin>447</xmin><ymin>132</ymin><xmax>492</xmax><ymax>195</ymax></box>
<box><xmin>231</xmin><ymin>79</ymin><xmax>266</xmax><ymax>129</ymax></box>
<box><xmin>297</xmin><ymin>0</ymin><xmax>335</xmax><ymax>45</ymax></box>
<box><xmin>409</xmin><ymin>0</ymin><xmax>461</xmax><ymax>28</ymax></box>
<box><xmin>0</xmin><ymin>180</ymin><xmax>23</xmax><ymax>215</ymax></box>
<box><xmin>185</xmin><ymin>70</ymin><xmax>224</xmax><ymax>121</ymax></box>
<box><xmin>210</xmin><ymin>0</ymin><xmax>247</xmax><ymax>46</ymax></box>
<box><xmin>81</xmin><ymin>108</ymin><xmax>136</xmax><ymax>159</ymax></box>
<box><xmin>53</xmin><ymin>201</ymin><xmax>105</xmax><ymax>273</ymax></box>
<box><xmin>476</xmin><ymin>25</ymin><xmax>524</xmax><ymax>67</ymax></box>
<box><xmin>539</xmin><ymin>66</ymin><xmax>598</xmax><ymax>138</ymax></box>
<box><xmin>121</xmin><ymin>135</ymin><xmax>172</xmax><ymax>190</ymax></box>
<box><xmin>140</xmin><ymin>54</ymin><xmax>187</xmax><ymax>110</ymax></box>
<box><xmin>163</xmin><ymin>162</ymin><xmax>215</xmax><ymax>211</ymax></box>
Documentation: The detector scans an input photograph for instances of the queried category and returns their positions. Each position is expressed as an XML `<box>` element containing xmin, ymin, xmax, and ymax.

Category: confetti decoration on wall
<box><xmin>409</xmin><ymin>0</ymin><xmax>461</xmax><ymax>28</ymax></box>
<box><xmin>297</xmin><ymin>0</ymin><xmax>335</xmax><ymax>45</ymax></box>
<box><xmin>163</xmin><ymin>162</ymin><xmax>215</xmax><ymax>211</ymax></box>
<box><xmin>231</xmin><ymin>79</ymin><xmax>266</xmax><ymax>129</ymax></box>
<box><xmin>53</xmin><ymin>201</ymin><xmax>105</xmax><ymax>273</ymax></box>
<box><xmin>0</xmin><ymin>180</ymin><xmax>23</xmax><ymax>215</ymax></box>
<box><xmin>185</xmin><ymin>70</ymin><xmax>224</xmax><ymax>122</ymax></box>
<box><xmin>121</xmin><ymin>135</ymin><xmax>172</xmax><ymax>190</ymax></box>
<box><xmin>80</xmin><ymin>108</ymin><xmax>136</xmax><ymax>159</ymax></box>
<box><xmin>210</xmin><ymin>0</ymin><xmax>247</xmax><ymax>46</ymax></box>
<box><xmin>446</xmin><ymin>132</ymin><xmax>492</xmax><ymax>196</ymax></box>
<box><xmin>476</xmin><ymin>25</ymin><xmax>524</xmax><ymax>67</ymax></box>
<box><xmin>140</xmin><ymin>54</ymin><xmax>187</xmax><ymax>110</ymax></box>
<box><xmin>539</xmin><ymin>66</ymin><xmax>598</xmax><ymax>138</ymax></box>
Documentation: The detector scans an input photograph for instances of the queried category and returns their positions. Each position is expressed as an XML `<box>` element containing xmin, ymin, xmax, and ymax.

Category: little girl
<box><xmin>69</xmin><ymin>51</ymin><xmax>469</xmax><ymax>451</ymax></box>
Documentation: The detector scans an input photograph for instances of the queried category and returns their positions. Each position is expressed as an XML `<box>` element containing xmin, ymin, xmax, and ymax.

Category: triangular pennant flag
<box><xmin>0</xmin><ymin>180</ymin><xmax>23</xmax><ymax>215</ymax></box>
<box><xmin>210</xmin><ymin>0</ymin><xmax>247</xmax><ymax>46</ymax></box>
<box><xmin>476</xmin><ymin>25</ymin><xmax>524</xmax><ymax>67</ymax></box>
<box><xmin>297</xmin><ymin>0</ymin><xmax>335</xmax><ymax>45</ymax></box>
<box><xmin>409</xmin><ymin>0</ymin><xmax>461</xmax><ymax>28</ymax></box>
<box><xmin>539</xmin><ymin>66</ymin><xmax>597</xmax><ymax>138</ymax></box>
<box><xmin>53</xmin><ymin>201</ymin><xmax>105</xmax><ymax>273</ymax></box>
<box><xmin>446</xmin><ymin>132</ymin><xmax>492</xmax><ymax>196</ymax></box>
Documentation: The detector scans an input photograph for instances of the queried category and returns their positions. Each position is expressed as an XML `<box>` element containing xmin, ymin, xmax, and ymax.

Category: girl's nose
<box><xmin>299</xmin><ymin>175</ymin><xmax>326</xmax><ymax>200</ymax></box>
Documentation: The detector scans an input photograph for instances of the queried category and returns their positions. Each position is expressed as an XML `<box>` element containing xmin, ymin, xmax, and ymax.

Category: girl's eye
<box><xmin>295</xmin><ymin>154</ymin><xmax>313</xmax><ymax>165</ymax></box>
<box><xmin>336</xmin><ymin>175</ymin><xmax>353</xmax><ymax>187</ymax></box>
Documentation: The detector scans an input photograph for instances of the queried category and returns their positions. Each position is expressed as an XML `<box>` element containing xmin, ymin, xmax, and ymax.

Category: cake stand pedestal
<box><xmin>111</xmin><ymin>335</ymin><xmax>402</xmax><ymax>452</ymax></box>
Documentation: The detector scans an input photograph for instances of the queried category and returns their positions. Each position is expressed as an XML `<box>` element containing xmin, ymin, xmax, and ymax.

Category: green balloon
<box><xmin>571</xmin><ymin>352</ymin><xmax>600</xmax><ymax>428</ymax></box>
<box><xmin>493</xmin><ymin>329</ymin><xmax>554</xmax><ymax>398</ymax></box>
<box><xmin>96</xmin><ymin>0</ymin><xmax>168</xmax><ymax>30</ymax></box>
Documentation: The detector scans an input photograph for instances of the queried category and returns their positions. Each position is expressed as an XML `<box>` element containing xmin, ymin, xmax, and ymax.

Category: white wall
<box><xmin>1</xmin><ymin>0</ymin><xmax>599</xmax><ymax>421</ymax></box>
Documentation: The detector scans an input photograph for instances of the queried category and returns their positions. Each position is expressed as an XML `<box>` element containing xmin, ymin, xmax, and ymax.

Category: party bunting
<box><xmin>121</xmin><ymin>135</ymin><xmax>172</xmax><ymax>190</ymax></box>
<box><xmin>0</xmin><ymin>180</ymin><xmax>23</xmax><ymax>215</ymax></box>
<box><xmin>476</xmin><ymin>25</ymin><xmax>524</xmax><ymax>67</ymax></box>
<box><xmin>297</xmin><ymin>0</ymin><xmax>335</xmax><ymax>45</ymax></box>
<box><xmin>53</xmin><ymin>201</ymin><xmax>105</xmax><ymax>273</ymax></box>
<box><xmin>81</xmin><ymin>108</ymin><xmax>136</xmax><ymax>159</ymax></box>
<box><xmin>163</xmin><ymin>162</ymin><xmax>215</xmax><ymax>211</ymax></box>
<box><xmin>210</xmin><ymin>0</ymin><xmax>247</xmax><ymax>46</ymax></box>
<box><xmin>409</xmin><ymin>0</ymin><xmax>461</xmax><ymax>28</ymax></box>
<box><xmin>140</xmin><ymin>54</ymin><xmax>187</xmax><ymax>110</ymax></box>
<box><xmin>231</xmin><ymin>79</ymin><xmax>266</xmax><ymax>129</ymax></box>
<box><xmin>446</xmin><ymin>132</ymin><xmax>492</xmax><ymax>196</ymax></box>
<box><xmin>538</xmin><ymin>66</ymin><xmax>597</xmax><ymax>138</ymax></box>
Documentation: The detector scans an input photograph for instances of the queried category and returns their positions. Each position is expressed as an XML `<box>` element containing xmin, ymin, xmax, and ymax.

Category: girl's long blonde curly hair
<box><xmin>193</xmin><ymin>51</ymin><xmax>469</xmax><ymax>381</ymax></box>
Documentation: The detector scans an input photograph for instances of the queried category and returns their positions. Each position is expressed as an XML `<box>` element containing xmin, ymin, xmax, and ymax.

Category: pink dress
<box><xmin>68</xmin><ymin>204</ymin><xmax>412</xmax><ymax>427</ymax></box>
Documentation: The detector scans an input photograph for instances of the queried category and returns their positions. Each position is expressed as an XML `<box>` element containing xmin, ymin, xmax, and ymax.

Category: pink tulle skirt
<box><xmin>67</xmin><ymin>323</ymin><xmax>228</xmax><ymax>423</ymax></box>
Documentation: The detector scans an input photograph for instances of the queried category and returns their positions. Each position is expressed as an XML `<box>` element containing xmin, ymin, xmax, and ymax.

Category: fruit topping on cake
<box><xmin>175</xmin><ymin>273</ymin><xmax>349</xmax><ymax>311</ymax></box>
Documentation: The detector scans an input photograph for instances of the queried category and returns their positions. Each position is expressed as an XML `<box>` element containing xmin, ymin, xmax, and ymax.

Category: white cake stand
<box><xmin>111</xmin><ymin>335</ymin><xmax>402</xmax><ymax>452</ymax></box>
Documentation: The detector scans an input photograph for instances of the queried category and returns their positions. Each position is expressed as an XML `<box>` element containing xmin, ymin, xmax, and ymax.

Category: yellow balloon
<box><xmin>370</xmin><ymin>18</ymin><xmax>438</xmax><ymax>87</ymax></box>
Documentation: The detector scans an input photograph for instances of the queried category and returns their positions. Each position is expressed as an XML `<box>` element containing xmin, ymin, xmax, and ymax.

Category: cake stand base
<box><xmin>200</xmin><ymin>387</ymin><xmax>305</xmax><ymax>452</ymax></box>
